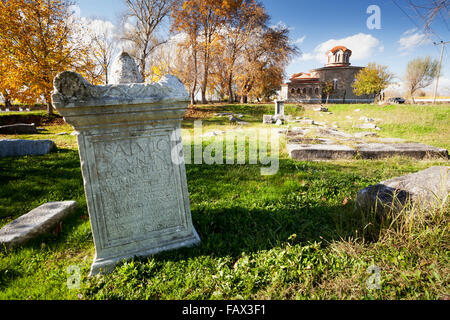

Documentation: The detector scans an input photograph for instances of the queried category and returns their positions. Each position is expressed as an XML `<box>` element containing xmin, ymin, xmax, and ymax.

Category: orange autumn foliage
<box><xmin>0</xmin><ymin>0</ymin><xmax>95</xmax><ymax>113</ymax></box>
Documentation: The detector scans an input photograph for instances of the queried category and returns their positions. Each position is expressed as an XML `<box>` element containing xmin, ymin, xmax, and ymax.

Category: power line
<box><xmin>433</xmin><ymin>40</ymin><xmax>450</xmax><ymax>103</ymax></box>
<box><xmin>408</xmin><ymin>0</ymin><xmax>444</xmax><ymax>40</ymax></box>
<box><xmin>393</xmin><ymin>0</ymin><xmax>444</xmax><ymax>41</ymax></box>
<box><xmin>392</xmin><ymin>0</ymin><xmax>423</xmax><ymax>31</ymax></box>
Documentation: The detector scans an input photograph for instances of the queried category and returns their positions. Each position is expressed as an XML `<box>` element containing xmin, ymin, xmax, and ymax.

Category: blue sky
<box><xmin>76</xmin><ymin>0</ymin><xmax>450</xmax><ymax>93</ymax></box>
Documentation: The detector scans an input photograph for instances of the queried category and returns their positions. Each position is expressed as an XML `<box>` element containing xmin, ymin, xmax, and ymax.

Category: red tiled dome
<box><xmin>329</xmin><ymin>46</ymin><xmax>352</xmax><ymax>53</ymax></box>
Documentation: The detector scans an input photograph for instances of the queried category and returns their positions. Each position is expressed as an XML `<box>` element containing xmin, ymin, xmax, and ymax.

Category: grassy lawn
<box><xmin>0</xmin><ymin>104</ymin><xmax>448</xmax><ymax>300</ymax></box>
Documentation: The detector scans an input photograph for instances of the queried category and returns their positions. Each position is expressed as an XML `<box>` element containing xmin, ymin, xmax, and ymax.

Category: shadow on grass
<box><xmin>0</xmin><ymin>149</ymin><xmax>85</xmax><ymax>221</ymax></box>
<box><xmin>1</xmin><ymin>149</ymin><xmax>396</xmax><ymax>267</ymax></box>
<box><xmin>131</xmin><ymin>159</ymin><xmax>386</xmax><ymax>263</ymax></box>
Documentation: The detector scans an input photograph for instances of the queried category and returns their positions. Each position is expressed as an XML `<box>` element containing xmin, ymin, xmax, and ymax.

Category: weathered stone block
<box><xmin>357</xmin><ymin>143</ymin><xmax>448</xmax><ymax>160</ymax></box>
<box><xmin>0</xmin><ymin>139</ymin><xmax>56</xmax><ymax>158</ymax></box>
<box><xmin>356</xmin><ymin>166</ymin><xmax>449</xmax><ymax>216</ymax></box>
<box><xmin>288</xmin><ymin>137</ymin><xmax>334</xmax><ymax>145</ymax></box>
<box><xmin>52</xmin><ymin>70</ymin><xmax>200</xmax><ymax>275</ymax></box>
<box><xmin>263</xmin><ymin>115</ymin><xmax>274</xmax><ymax>124</ymax></box>
<box><xmin>287</xmin><ymin>144</ymin><xmax>356</xmax><ymax>160</ymax></box>
<box><xmin>353</xmin><ymin>123</ymin><xmax>380</xmax><ymax>130</ymax></box>
<box><xmin>318</xmin><ymin>128</ymin><xmax>353</xmax><ymax>138</ymax></box>
<box><xmin>275</xmin><ymin>100</ymin><xmax>285</xmax><ymax>117</ymax></box>
<box><xmin>110</xmin><ymin>52</ymin><xmax>144</xmax><ymax>84</ymax></box>
<box><xmin>353</xmin><ymin>132</ymin><xmax>378</xmax><ymax>138</ymax></box>
<box><xmin>0</xmin><ymin>201</ymin><xmax>77</xmax><ymax>249</ymax></box>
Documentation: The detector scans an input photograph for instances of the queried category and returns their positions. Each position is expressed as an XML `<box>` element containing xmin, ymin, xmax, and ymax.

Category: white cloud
<box><xmin>297</xmin><ymin>52</ymin><xmax>315</xmax><ymax>61</ymax></box>
<box><xmin>294</xmin><ymin>33</ymin><xmax>382</xmax><ymax>64</ymax></box>
<box><xmin>73</xmin><ymin>16</ymin><xmax>119</xmax><ymax>51</ymax></box>
<box><xmin>403</xmin><ymin>28</ymin><xmax>418</xmax><ymax>36</ymax></box>
<box><xmin>291</xmin><ymin>35</ymin><xmax>306</xmax><ymax>45</ymax></box>
<box><xmin>270</xmin><ymin>20</ymin><xmax>295</xmax><ymax>31</ymax></box>
<box><xmin>398</xmin><ymin>30</ymin><xmax>432</xmax><ymax>53</ymax></box>
<box><xmin>436</xmin><ymin>77</ymin><xmax>450</xmax><ymax>95</ymax></box>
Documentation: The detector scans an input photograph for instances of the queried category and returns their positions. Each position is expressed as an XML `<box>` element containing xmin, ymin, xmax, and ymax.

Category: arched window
<box><xmin>333</xmin><ymin>79</ymin><xmax>338</xmax><ymax>90</ymax></box>
<box><xmin>297</xmin><ymin>88</ymin><xmax>301</xmax><ymax>95</ymax></box>
<box><xmin>291</xmin><ymin>88</ymin><xmax>295</xmax><ymax>94</ymax></box>
<box><xmin>315</xmin><ymin>88</ymin><xmax>319</xmax><ymax>95</ymax></box>
<box><xmin>308</xmin><ymin>88</ymin><xmax>313</xmax><ymax>95</ymax></box>
<box><xmin>303</xmin><ymin>88</ymin><xmax>307</xmax><ymax>95</ymax></box>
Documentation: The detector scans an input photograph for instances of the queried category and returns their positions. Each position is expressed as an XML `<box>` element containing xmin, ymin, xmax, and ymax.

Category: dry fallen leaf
<box><xmin>342</xmin><ymin>197</ymin><xmax>349</xmax><ymax>206</ymax></box>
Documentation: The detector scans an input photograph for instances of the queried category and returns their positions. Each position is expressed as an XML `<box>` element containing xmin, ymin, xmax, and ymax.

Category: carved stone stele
<box><xmin>110</xmin><ymin>52</ymin><xmax>144</xmax><ymax>84</ymax></box>
<box><xmin>52</xmin><ymin>71</ymin><xmax>200</xmax><ymax>275</ymax></box>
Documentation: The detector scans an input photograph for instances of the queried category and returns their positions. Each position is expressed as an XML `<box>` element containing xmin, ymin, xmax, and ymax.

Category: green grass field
<box><xmin>0</xmin><ymin>104</ymin><xmax>448</xmax><ymax>300</ymax></box>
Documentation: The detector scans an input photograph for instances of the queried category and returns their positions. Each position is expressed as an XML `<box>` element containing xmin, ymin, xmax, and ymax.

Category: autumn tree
<box><xmin>171</xmin><ymin>0</ymin><xmax>297</xmax><ymax>104</ymax></box>
<box><xmin>171</xmin><ymin>0</ymin><xmax>202</xmax><ymax>104</ymax></box>
<box><xmin>121</xmin><ymin>0</ymin><xmax>174</xmax><ymax>81</ymax></box>
<box><xmin>172</xmin><ymin>42</ymin><xmax>201</xmax><ymax>104</ymax></box>
<box><xmin>0</xmin><ymin>0</ymin><xmax>95</xmax><ymax>114</ymax></box>
<box><xmin>196</xmin><ymin>0</ymin><xmax>224</xmax><ymax>104</ymax></box>
<box><xmin>322</xmin><ymin>80</ymin><xmax>334</xmax><ymax>104</ymax></box>
<box><xmin>405</xmin><ymin>56</ymin><xmax>439</xmax><ymax>103</ymax></box>
<box><xmin>352</xmin><ymin>63</ymin><xmax>394</xmax><ymax>102</ymax></box>
<box><xmin>236</xmin><ymin>25</ymin><xmax>298</xmax><ymax>103</ymax></box>
<box><xmin>147</xmin><ymin>48</ymin><xmax>174</xmax><ymax>83</ymax></box>
<box><xmin>218</xmin><ymin>0</ymin><xmax>267</xmax><ymax>102</ymax></box>
<box><xmin>82</xmin><ymin>19</ymin><xmax>119</xmax><ymax>85</ymax></box>
<box><xmin>0</xmin><ymin>43</ymin><xmax>20</xmax><ymax>108</ymax></box>
<box><xmin>209</xmin><ymin>52</ymin><xmax>230</xmax><ymax>101</ymax></box>
<box><xmin>172</xmin><ymin>0</ymin><xmax>225</xmax><ymax>104</ymax></box>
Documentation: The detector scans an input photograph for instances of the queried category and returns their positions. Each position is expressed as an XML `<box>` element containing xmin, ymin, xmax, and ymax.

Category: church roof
<box><xmin>290</xmin><ymin>72</ymin><xmax>319</xmax><ymax>81</ymax></box>
<box><xmin>329</xmin><ymin>46</ymin><xmax>352</xmax><ymax>54</ymax></box>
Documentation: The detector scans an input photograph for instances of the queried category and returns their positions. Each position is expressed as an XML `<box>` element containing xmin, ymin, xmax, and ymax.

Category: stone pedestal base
<box><xmin>90</xmin><ymin>230</ymin><xmax>200</xmax><ymax>275</ymax></box>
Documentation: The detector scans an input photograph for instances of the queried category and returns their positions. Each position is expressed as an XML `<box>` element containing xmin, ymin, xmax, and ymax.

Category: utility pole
<box><xmin>433</xmin><ymin>41</ymin><xmax>450</xmax><ymax>104</ymax></box>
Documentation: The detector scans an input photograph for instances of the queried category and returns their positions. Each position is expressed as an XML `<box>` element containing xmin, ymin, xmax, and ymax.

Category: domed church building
<box><xmin>280</xmin><ymin>46</ymin><xmax>375</xmax><ymax>103</ymax></box>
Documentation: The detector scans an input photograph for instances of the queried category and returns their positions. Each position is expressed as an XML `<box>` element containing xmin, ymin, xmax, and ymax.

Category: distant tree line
<box><xmin>0</xmin><ymin>0</ymin><xmax>298</xmax><ymax>113</ymax></box>
<box><xmin>0</xmin><ymin>0</ymin><xmax>443</xmax><ymax>114</ymax></box>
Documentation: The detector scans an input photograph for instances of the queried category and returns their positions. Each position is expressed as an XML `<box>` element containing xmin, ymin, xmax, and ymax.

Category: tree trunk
<box><xmin>201</xmin><ymin>59</ymin><xmax>208</xmax><ymax>104</ymax></box>
<box><xmin>228</xmin><ymin>73</ymin><xmax>233</xmax><ymax>103</ymax></box>
<box><xmin>4</xmin><ymin>97</ymin><xmax>12</xmax><ymax>108</ymax></box>
<box><xmin>240</xmin><ymin>95</ymin><xmax>247</xmax><ymax>104</ymax></box>
<box><xmin>191</xmin><ymin>47</ymin><xmax>198</xmax><ymax>106</ymax></box>
<box><xmin>2</xmin><ymin>90</ymin><xmax>12</xmax><ymax>108</ymax></box>
<box><xmin>47</xmin><ymin>103</ymin><xmax>54</xmax><ymax>115</ymax></box>
<box><xmin>201</xmin><ymin>87</ymin><xmax>207</xmax><ymax>104</ymax></box>
<box><xmin>105</xmin><ymin>66</ymin><xmax>109</xmax><ymax>85</ymax></box>
<box><xmin>45</xmin><ymin>94</ymin><xmax>54</xmax><ymax>115</ymax></box>
<box><xmin>139</xmin><ymin>57</ymin><xmax>146</xmax><ymax>81</ymax></box>
<box><xmin>190</xmin><ymin>89</ymin><xmax>196</xmax><ymax>105</ymax></box>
